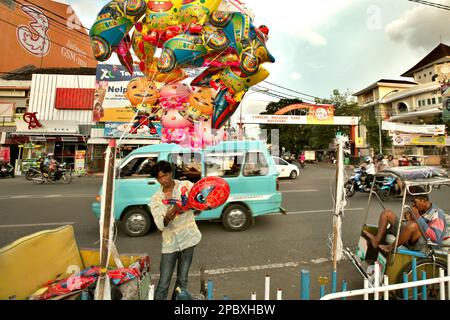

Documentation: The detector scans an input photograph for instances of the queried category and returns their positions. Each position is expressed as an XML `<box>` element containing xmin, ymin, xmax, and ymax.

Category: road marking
<box><xmin>152</xmin><ymin>258</ymin><xmax>347</xmax><ymax>278</ymax></box>
<box><xmin>267</xmin><ymin>207</ymin><xmax>364</xmax><ymax>216</ymax></box>
<box><xmin>281</xmin><ymin>189</ymin><xmax>318</xmax><ymax>193</ymax></box>
<box><xmin>0</xmin><ymin>222</ymin><xmax>75</xmax><ymax>228</ymax></box>
<box><xmin>8</xmin><ymin>195</ymin><xmax>33</xmax><ymax>199</ymax></box>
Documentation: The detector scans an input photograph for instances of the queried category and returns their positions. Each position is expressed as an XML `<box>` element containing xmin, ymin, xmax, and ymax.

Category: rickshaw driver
<box><xmin>363</xmin><ymin>188</ymin><xmax>449</xmax><ymax>253</ymax></box>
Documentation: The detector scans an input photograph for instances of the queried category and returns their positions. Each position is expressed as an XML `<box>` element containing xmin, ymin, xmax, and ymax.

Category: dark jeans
<box><xmin>154</xmin><ymin>246</ymin><xmax>195</xmax><ymax>300</ymax></box>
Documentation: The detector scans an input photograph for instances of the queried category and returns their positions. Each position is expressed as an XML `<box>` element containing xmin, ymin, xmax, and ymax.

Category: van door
<box><xmin>168</xmin><ymin>152</ymin><xmax>202</xmax><ymax>184</ymax></box>
<box><xmin>202</xmin><ymin>152</ymin><xmax>245</xmax><ymax>219</ymax></box>
<box><xmin>114</xmin><ymin>153</ymin><xmax>159</xmax><ymax>219</ymax></box>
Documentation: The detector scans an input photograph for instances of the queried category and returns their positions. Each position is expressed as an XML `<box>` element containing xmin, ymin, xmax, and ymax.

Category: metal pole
<box><xmin>439</xmin><ymin>268</ymin><xmax>445</xmax><ymax>300</ymax></box>
<box><xmin>412</xmin><ymin>258</ymin><xmax>418</xmax><ymax>300</ymax></box>
<box><xmin>383</xmin><ymin>275</ymin><xmax>389</xmax><ymax>300</ymax></box>
<box><xmin>207</xmin><ymin>280</ymin><xmax>213</xmax><ymax>300</ymax></box>
<box><xmin>264</xmin><ymin>275</ymin><xmax>270</xmax><ymax>300</ymax></box>
<box><xmin>421</xmin><ymin>271</ymin><xmax>427</xmax><ymax>301</ymax></box>
<box><xmin>276</xmin><ymin>289</ymin><xmax>282</xmax><ymax>300</ymax></box>
<box><xmin>403</xmin><ymin>272</ymin><xmax>409</xmax><ymax>300</ymax></box>
<box><xmin>341</xmin><ymin>280</ymin><xmax>347</xmax><ymax>301</ymax></box>
<box><xmin>300</xmin><ymin>269</ymin><xmax>310</xmax><ymax>300</ymax></box>
<box><xmin>363</xmin><ymin>279</ymin><xmax>369</xmax><ymax>300</ymax></box>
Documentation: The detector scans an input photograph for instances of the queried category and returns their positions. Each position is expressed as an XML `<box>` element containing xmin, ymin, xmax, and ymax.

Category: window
<box><xmin>438</xmin><ymin>97</ymin><xmax>442</xmax><ymax>103</ymax></box>
<box><xmin>418</xmin><ymin>101</ymin><xmax>422</xmax><ymax>107</ymax></box>
<box><xmin>205</xmin><ymin>153</ymin><xmax>243</xmax><ymax>178</ymax></box>
<box><xmin>119</xmin><ymin>156</ymin><xmax>158</xmax><ymax>178</ymax></box>
<box><xmin>397</xmin><ymin>102</ymin><xmax>408</xmax><ymax>113</ymax></box>
<box><xmin>427</xmin><ymin>99</ymin><xmax>431</xmax><ymax>105</ymax></box>
<box><xmin>432</xmin><ymin>98</ymin><xmax>436</xmax><ymax>105</ymax></box>
<box><xmin>243</xmin><ymin>152</ymin><xmax>269</xmax><ymax>177</ymax></box>
<box><xmin>169</xmin><ymin>153</ymin><xmax>202</xmax><ymax>183</ymax></box>
<box><xmin>273</xmin><ymin>156</ymin><xmax>288</xmax><ymax>166</ymax></box>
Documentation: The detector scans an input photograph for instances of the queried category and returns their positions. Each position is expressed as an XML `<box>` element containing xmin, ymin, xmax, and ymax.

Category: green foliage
<box><xmin>260</xmin><ymin>90</ymin><xmax>360</xmax><ymax>153</ymax></box>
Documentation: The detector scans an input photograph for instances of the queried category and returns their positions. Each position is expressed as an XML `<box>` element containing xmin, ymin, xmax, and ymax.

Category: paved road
<box><xmin>1</xmin><ymin>165</ymin><xmax>448</xmax><ymax>299</ymax></box>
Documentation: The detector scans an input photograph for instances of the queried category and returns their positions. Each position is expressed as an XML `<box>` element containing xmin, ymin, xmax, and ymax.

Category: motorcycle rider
<box><xmin>362</xmin><ymin>156</ymin><xmax>375</xmax><ymax>190</ymax></box>
<box><xmin>299</xmin><ymin>153</ymin><xmax>305</xmax><ymax>168</ymax></box>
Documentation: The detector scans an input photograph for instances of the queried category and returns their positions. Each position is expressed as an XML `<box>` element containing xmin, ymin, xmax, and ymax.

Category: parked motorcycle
<box><xmin>0</xmin><ymin>163</ymin><xmax>14</xmax><ymax>178</ymax></box>
<box><xmin>377</xmin><ymin>175</ymin><xmax>401</xmax><ymax>201</ymax></box>
<box><xmin>32</xmin><ymin>163</ymin><xmax>72</xmax><ymax>184</ymax></box>
<box><xmin>344</xmin><ymin>167</ymin><xmax>378</xmax><ymax>197</ymax></box>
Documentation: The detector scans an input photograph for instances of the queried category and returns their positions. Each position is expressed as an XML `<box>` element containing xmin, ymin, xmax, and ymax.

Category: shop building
<box><xmin>354</xmin><ymin>43</ymin><xmax>450</xmax><ymax>164</ymax></box>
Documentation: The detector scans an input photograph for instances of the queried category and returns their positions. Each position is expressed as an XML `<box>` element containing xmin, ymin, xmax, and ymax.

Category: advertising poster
<box><xmin>94</xmin><ymin>65</ymin><xmax>147</xmax><ymax>123</ymax></box>
<box><xmin>0</xmin><ymin>1</ymin><xmax>96</xmax><ymax>72</ymax></box>
<box><xmin>437</xmin><ymin>63</ymin><xmax>450</xmax><ymax>122</ymax></box>
<box><xmin>393</xmin><ymin>134</ymin><xmax>447</xmax><ymax>146</ymax></box>
<box><xmin>74</xmin><ymin>150</ymin><xmax>86</xmax><ymax>175</ymax></box>
<box><xmin>104</xmin><ymin>122</ymin><xmax>162</xmax><ymax>139</ymax></box>
<box><xmin>306</xmin><ymin>105</ymin><xmax>335</xmax><ymax>125</ymax></box>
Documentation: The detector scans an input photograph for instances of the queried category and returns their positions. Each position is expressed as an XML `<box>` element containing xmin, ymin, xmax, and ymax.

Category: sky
<box><xmin>58</xmin><ymin>0</ymin><xmax>450</xmax><ymax>118</ymax></box>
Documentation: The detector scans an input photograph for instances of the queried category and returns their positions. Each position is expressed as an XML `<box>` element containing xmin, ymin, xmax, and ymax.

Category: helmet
<box><xmin>364</xmin><ymin>156</ymin><xmax>372</xmax><ymax>164</ymax></box>
<box><xmin>376</xmin><ymin>154</ymin><xmax>384</xmax><ymax>161</ymax></box>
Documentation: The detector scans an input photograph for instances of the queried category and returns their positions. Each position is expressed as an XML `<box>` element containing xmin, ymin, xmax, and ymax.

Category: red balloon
<box><xmin>188</xmin><ymin>177</ymin><xmax>230</xmax><ymax>211</ymax></box>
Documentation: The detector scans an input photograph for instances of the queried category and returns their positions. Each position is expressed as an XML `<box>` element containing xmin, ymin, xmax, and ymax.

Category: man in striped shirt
<box><xmin>364</xmin><ymin>187</ymin><xmax>449</xmax><ymax>253</ymax></box>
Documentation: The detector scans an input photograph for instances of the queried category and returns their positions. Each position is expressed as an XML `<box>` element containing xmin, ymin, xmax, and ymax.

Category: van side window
<box><xmin>243</xmin><ymin>152</ymin><xmax>269</xmax><ymax>176</ymax></box>
<box><xmin>169</xmin><ymin>153</ymin><xmax>202</xmax><ymax>183</ymax></box>
<box><xmin>119</xmin><ymin>156</ymin><xmax>158</xmax><ymax>178</ymax></box>
<box><xmin>205</xmin><ymin>153</ymin><xmax>243</xmax><ymax>177</ymax></box>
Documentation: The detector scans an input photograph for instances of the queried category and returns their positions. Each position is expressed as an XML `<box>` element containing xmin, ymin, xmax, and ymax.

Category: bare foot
<box><xmin>378</xmin><ymin>244</ymin><xmax>393</xmax><ymax>254</ymax></box>
<box><xmin>362</xmin><ymin>230</ymin><xmax>379</xmax><ymax>249</ymax></box>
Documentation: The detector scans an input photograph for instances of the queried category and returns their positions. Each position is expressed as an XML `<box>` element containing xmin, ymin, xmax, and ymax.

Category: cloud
<box><xmin>385</xmin><ymin>2</ymin><xmax>450</xmax><ymax>50</ymax></box>
<box><xmin>290</xmin><ymin>71</ymin><xmax>302</xmax><ymax>81</ymax></box>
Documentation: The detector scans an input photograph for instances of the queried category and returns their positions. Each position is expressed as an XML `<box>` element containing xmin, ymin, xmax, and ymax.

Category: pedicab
<box><xmin>345</xmin><ymin>166</ymin><xmax>450</xmax><ymax>299</ymax></box>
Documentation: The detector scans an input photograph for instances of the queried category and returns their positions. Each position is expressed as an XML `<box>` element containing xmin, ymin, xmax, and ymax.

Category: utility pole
<box><xmin>378</xmin><ymin>89</ymin><xmax>399</xmax><ymax>154</ymax></box>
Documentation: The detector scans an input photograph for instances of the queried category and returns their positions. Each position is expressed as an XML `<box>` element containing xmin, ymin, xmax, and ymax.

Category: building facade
<box><xmin>354</xmin><ymin>43</ymin><xmax>450</xmax><ymax>165</ymax></box>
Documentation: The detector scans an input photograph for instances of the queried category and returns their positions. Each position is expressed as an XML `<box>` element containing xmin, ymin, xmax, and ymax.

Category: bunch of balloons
<box><xmin>90</xmin><ymin>0</ymin><xmax>275</xmax><ymax>149</ymax></box>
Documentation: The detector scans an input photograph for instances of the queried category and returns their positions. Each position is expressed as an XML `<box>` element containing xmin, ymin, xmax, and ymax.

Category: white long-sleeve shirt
<box><xmin>150</xmin><ymin>180</ymin><xmax>202</xmax><ymax>254</ymax></box>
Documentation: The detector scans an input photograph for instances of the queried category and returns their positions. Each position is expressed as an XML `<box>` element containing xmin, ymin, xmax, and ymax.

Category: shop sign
<box><xmin>393</xmin><ymin>133</ymin><xmax>447</xmax><ymax>146</ymax></box>
<box><xmin>74</xmin><ymin>150</ymin><xmax>86</xmax><ymax>175</ymax></box>
<box><xmin>0</xmin><ymin>146</ymin><xmax>10</xmax><ymax>161</ymax></box>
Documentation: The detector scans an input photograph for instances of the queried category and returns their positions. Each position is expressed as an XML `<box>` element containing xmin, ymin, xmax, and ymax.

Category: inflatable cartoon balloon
<box><xmin>162</xmin><ymin>176</ymin><xmax>230</xmax><ymax>212</ymax></box>
<box><xmin>90</xmin><ymin>0</ymin><xmax>276</xmax><ymax>147</ymax></box>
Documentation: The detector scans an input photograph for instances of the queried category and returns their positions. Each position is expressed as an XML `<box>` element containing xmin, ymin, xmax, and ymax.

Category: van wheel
<box><xmin>289</xmin><ymin>170</ymin><xmax>298</xmax><ymax>180</ymax></box>
<box><xmin>222</xmin><ymin>204</ymin><xmax>251</xmax><ymax>232</ymax></box>
<box><xmin>122</xmin><ymin>208</ymin><xmax>151</xmax><ymax>237</ymax></box>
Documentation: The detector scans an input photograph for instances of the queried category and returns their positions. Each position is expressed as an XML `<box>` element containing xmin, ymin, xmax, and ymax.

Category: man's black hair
<box><xmin>409</xmin><ymin>186</ymin><xmax>429</xmax><ymax>201</ymax></box>
<box><xmin>150</xmin><ymin>160</ymin><xmax>173</xmax><ymax>178</ymax></box>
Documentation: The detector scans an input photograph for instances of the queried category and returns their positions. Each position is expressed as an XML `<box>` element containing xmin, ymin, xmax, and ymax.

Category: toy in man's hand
<box><xmin>162</xmin><ymin>186</ymin><xmax>190</xmax><ymax>213</ymax></box>
<box><xmin>161</xmin><ymin>177</ymin><xmax>230</xmax><ymax>213</ymax></box>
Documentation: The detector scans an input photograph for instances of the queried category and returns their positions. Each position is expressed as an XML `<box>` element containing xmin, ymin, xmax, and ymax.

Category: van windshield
<box><xmin>205</xmin><ymin>153</ymin><xmax>243</xmax><ymax>178</ymax></box>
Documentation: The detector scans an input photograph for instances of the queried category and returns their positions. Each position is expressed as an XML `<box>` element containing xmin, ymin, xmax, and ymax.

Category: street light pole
<box><xmin>378</xmin><ymin>89</ymin><xmax>399</xmax><ymax>154</ymax></box>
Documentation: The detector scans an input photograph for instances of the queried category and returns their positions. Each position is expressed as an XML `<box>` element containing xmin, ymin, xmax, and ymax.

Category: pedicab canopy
<box><xmin>375</xmin><ymin>166</ymin><xmax>450</xmax><ymax>186</ymax></box>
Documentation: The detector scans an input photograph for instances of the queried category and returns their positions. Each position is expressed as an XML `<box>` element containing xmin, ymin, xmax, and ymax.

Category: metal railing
<box><xmin>321</xmin><ymin>254</ymin><xmax>450</xmax><ymax>300</ymax></box>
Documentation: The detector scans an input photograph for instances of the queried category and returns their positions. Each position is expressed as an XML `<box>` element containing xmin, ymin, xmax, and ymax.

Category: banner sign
<box><xmin>393</xmin><ymin>133</ymin><xmax>447</xmax><ymax>146</ymax></box>
<box><xmin>241</xmin><ymin>114</ymin><xmax>359</xmax><ymax>125</ymax></box>
<box><xmin>74</xmin><ymin>150</ymin><xmax>86</xmax><ymax>175</ymax></box>
<box><xmin>307</xmin><ymin>105</ymin><xmax>335</xmax><ymax>124</ymax></box>
<box><xmin>104</xmin><ymin>122</ymin><xmax>162</xmax><ymax>139</ymax></box>
<box><xmin>382</xmin><ymin>121</ymin><xmax>446</xmax><ymax>135</ymax></box>
<box><xmin>94</xmin><ymin>64</ymin><xmax>146</xmax><ymax>123</ymax></box>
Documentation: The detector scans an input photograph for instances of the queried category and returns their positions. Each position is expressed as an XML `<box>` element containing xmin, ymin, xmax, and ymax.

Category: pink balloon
<box><xmin>159</xmin><ymin>83</ymin><xmax>192</xmax><ymax>109</ymax></box>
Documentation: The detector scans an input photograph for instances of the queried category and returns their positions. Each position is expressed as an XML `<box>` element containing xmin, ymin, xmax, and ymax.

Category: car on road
<box><xmin>92</xmin><ymin>141</ymin><xmax>286</xmax><ymax>237</ymax></box>
<box><xmin>281</xmin><ymin>152</ymin><xmax>295</xmax><ymax>162</ymax></box>
<box><xmin>273</xmin><ymin>156</ymin><xmax>299</xmax><ymax>180</ymax></box>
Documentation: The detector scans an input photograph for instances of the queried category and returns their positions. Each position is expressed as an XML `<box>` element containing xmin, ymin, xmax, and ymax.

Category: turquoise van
<box><xmin>91</xmin><ymin>140</ymin><xmax>285</xmax><ymax>237</ymax></box>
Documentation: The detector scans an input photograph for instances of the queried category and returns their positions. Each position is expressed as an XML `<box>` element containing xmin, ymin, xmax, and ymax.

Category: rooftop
<box><xmin>401</xmin><ymin>43</ymin><xmax>450</xmax><ymax>77</ymax></box>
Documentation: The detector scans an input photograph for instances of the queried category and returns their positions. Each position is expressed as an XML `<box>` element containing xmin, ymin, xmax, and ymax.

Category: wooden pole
<box><xmin>95</xmin><ymin>139</ymin><xmax>116</xmax><ymax>300</ymax></box>
<box><xmin>332</xmin><ymin>138</ymin><xmax>341</xmax><ymax>272</ymax></box>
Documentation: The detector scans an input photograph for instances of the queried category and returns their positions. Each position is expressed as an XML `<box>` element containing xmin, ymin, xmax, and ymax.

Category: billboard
<box><xmin>94</xmin><ymin>64</ymin><xmax>147</xmax><ymax>123</ymax></box>
<box><xmin>0</xmin><ymin>0</ymin><xmax>97</xmax><ymax>72</ymax></box>
<box><xmin>393</xmin><ymin>133</ymin><xmax>447</xmax><ymax>146</ymax></box>
<box><xmin>104</xmin><ymin>122</ymin><xmax>162</xmax><ymax>139</ymax></box>
<box><xmin>437</xmin><ymin>63</ymin><xmax>450</xmax><ymax>122</ymax></box>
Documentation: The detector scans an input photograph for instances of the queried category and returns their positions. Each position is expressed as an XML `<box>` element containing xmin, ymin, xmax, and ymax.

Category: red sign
<box><xmin>0</xmin><ymin>147</ymin><xmax>10</xmax><ymax>162</ymax></box>
<box><xmin>55</xmin><ymin>88</ymin><xmax>95</xmax><ymax>110</ymax></box>
<box><xmin>23</xmin><ymin>112</ymin><xmax>43</xmax><ymax>129</ymax></box>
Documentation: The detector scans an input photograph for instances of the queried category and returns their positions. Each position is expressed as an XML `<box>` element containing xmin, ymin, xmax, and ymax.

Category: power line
<box><xmin>262</xmin><ymin>80</ymin><xmax>322</xmax><ymax>100</ymax></box>
<box><xmin>407</xmin><ymin>0</ymin><xmax>450</xmax><ymax>10</ymax></box>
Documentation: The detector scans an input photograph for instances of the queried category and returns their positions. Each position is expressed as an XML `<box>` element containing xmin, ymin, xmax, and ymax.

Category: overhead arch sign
<box><xmin>241</xmin><ymin>114</ymin><xmax>360</xmax><ymax>126</ymax></box>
